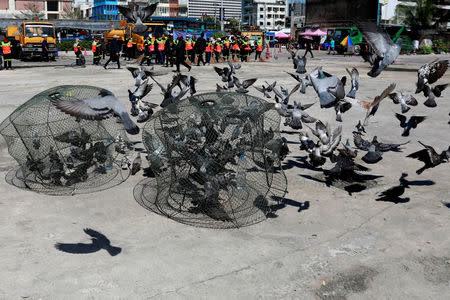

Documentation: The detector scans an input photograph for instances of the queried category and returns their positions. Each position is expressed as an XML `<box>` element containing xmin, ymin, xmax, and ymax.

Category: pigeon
<box><xmin>407</xmin><ymin>141</ymin><xmax>450</xmax><ymax>174</ymax></box>
<box><xmin>283</xmin><ymin>101</ymin><xmax>316</xmax><ymax>130</ymax></box>
<box><xmin>227</xmin><ymin>61</ymin><xmax>241</xmax><ymax>74</ymax></box>
<box><xmin>173</xmin><ymin>73</ymin><xmax>197</xmax><ymax>96</ymax></box>
<box><xmin>117</xmin><ymin>3</ymin><xmax>158</xmax><ymax>35</ymax></box>
<box><xmin>126</xmin><ymin>66</ymin><xmax>165</xmax><ymax>86</ymax></box>
<box><xmin>328</xmin><ymin>142</ymin><xmax>369</xmax><ymax>176</ymax></box>
<box><xmin>376</xmin><ymin>173</ymin><xmax>410</xmax><ymax>203</ymax></box>
<box><xmin>353</xmin><ymin>133</ymin><xmax>409</xmax><ymax>152</ymax></box>
<box><xmin>32</xmin><ymin>132</ymin><xmax>40</xmax><ymax>150</ymax></box>
<box><xmin>214</xmin><ymin>66</ymin><xmax>232</xmax><ymax>84</ymax></box>
<box><xmin>303</xmin><ymin>121</ymin><xmax>342</xmax><ymax>166</ymax></box>
<box><xmin>355</xmin><ymin>120</ymin><xmax>366</xmax><ymax>133</ymax></box>
<box><xmin>131</xmin><ymin>153</ymin><xmax>142</xmax><ymax>175</ymax></box>
<box><xmin>233</xmin><ymin>76</ymin><xmax>257</xmax><ymax>93</ymax></box>
<box><xmin>389</xmin><ymin>91</ymin><xmax>418</xmax><ymax>113</ymax></box>
<box><xmin>273</xmin><ymin>83</ymin><xmax>300</xmax><ymax>105</ymax></box>
<box><xmin>345</xmin><ymin>67</ymin><xmax>359</xmax><ymax>98</ymax></box>
<box><xmin>395</xmin><ymin>113</ymin><xmax>426</xmax><ymax>137</ymax></box>
<box><xmin>286</xmin><ymin>72</ymin><xmax>311</xmax><ymax>94</ymax></box>
<box><xmin>345</xmin><ymin>83</ymin><xmax>396</xmax><ymax>126</ymax></box>
<box><xmin>415</xmin><ymin>59</ymin><xmax>448</xmax><ymax>94</ymax></box>
<box><xmin>423</xmin><ymin>84</ymin><xmax>448</xmax><ymax>107</ymax></box>
<box><xmin>357</xmin><ymin>21</ymin><xmax>402</xmax><ymax>77</ymax></box>
<box><xmin>334</xmin><ymin>100</ymin><xmax>353</xmax><ymax>122</ymax></box>
<box><xmin>55</xmin><ymin>228</ymin><xmax>121</xmax><ymax>256</ymax></box>
<box><xmin>254</xmin><ymin>81</ymin><xmax>276</xmax><ymax>98</ymax></box>
<box><xmin>51</xmin><ymin>90</ymin><xmax>139</xmax><ymax>135</ymax></box>
<box><xmin>150</xmin><ymin>74</ymin><xmax>189</xmax><ymax>107</ymax></box>
<box><xmin>128</xmin><ymin>80</ymin><xmax>153</xmax><ymax>103</ymax></box>
<box><xmin>362</xmin><ymin>144</ymin><xmax>383</xmax><ymax>164</ymax></box>
<box><xmin>293</xmin><ymin>56</ymin><xmax>307</xmax><ymax>74</ymax></box>
<box><xmin>309</xmin><ymin>67</ymin><xmax>345</xmax><ymax>108</ymax></box>
<box><xmin>299</xmin><ymin>132</ymin><xmax>316</xmax><ymax>151</ymax></box>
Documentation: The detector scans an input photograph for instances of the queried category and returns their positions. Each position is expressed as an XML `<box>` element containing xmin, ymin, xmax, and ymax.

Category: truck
<box><xmin>104</xmin><ymin>21</ymin><xmax>165</xmax><ymax>58</ymax></box>
<box><xmin>6</xmin><ymin>21</ymin><xmax>57</xmax><ymax>60</ymax></box>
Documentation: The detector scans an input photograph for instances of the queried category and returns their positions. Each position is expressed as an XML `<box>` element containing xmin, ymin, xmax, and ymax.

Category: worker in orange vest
<box><xmin>222</xmin><ymin>36</ymin><xmax>231</xmax><ymax>61</ymax></box>
<box><xmin>92</xmin><ymin>37</ymin><xmax>102</xmax><ymax>65</ymax></box>
<box><xmin>125</xmin><ymin>37</ymin><xmax>133</xmax><ymax>61</ymax></box>
<box><xmin>241</xmin><ymin>36</ymin><xmax>251</xmax><ymax>62</ymax></box>
<box><xmin>1</xmin><ymin>37</ymin><xmax>12</xmax><ymax>70</ymax></box>
<box><xmin>156</xmin><ymin>34</ymin><xmax>165</xmax><ymax>64</ymax></box>
<box><xmin>255</xmin><ymin>37</ymin><xmax>263</xmax><ymax>61</ymax></box>
<box><xmin>205</xmin><ymin>37</ymin><xmax>213</xmax><ymax>65</ymax></box>
<box><xmin>231</xmin><ymin>36</ymin><xmax>240</xmax><ymax>61</ymax></box>
<box><xmin>140</xmin><ymin>35</ymin><xmax>153</xmax><ymax>66</ymax></box>
<box><xmin>185</xmin><ymin>34</ymin><xmax>195</xmax><ymax>63</ymax></box>
<box><xmin>73</xmin><ymin>38</ymin><xmax>84</xmax><ymax>66</ymax></box>
<box><xmin>214</xmin><ymin>38</ymin><xmax>223</xmax><ymax>62</ymax></box>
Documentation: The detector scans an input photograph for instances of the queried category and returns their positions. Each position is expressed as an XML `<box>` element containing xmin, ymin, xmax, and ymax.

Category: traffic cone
<box><xmin>84</xmin><ymin>49</ymin><xmax>87</xmax><ymax>56</ymax></box>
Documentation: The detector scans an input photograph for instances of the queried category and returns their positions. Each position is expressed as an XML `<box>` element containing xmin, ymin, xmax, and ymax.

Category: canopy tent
<box><xmin>299</xmin><ymin>29</ymin><xmax>315</xmax><ymax>36</ymax></box>
<box><xmin>275</xmin><ymin>31</ymin><xmax>290</xmax><ymax>38</ymax></box>
<box><xmin>312</xmin><ymin>29</ymin><xmax>327</xmax><ymax>36</ymax></box>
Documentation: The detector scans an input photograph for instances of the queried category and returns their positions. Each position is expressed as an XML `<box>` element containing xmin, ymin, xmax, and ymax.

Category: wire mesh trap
<box><xmin>0</xmin><ymin>85</ymin><xmax>133</xmax><ymax>195</ymax></box>
<box><xmin>136</xmin><ymin>92</ymin><xmax>288</xmax><ymax>229</ymax></box>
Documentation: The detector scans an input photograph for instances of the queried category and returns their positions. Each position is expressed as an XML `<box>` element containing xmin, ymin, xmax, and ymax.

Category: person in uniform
<box><xmin>1</xmin><ymin>37</ymin><xmax>12</xmax><ymax>70</ymax></box>
<box><xmin>194</xmin><ymin>32</ymin><xmax>206</xmax><ymax>66</ymax></box>
<box><xmin>104</xmin><ymin>35</ymin><xmax>121</xmax><ymax>69</ymax></box>
<box><xmin>175</xmin><ymin>35</ymin><xmax>191</xmax><ymax>72</ymax></box>
<box><xmin>255</xmin><ymin>37</ymin><xmax>263</xmax><ymax>61</ymax></box>
<box><xmin>73</xmin><ymin>38</ymin><xmax>83</xmax><ymax>66</ymax></box>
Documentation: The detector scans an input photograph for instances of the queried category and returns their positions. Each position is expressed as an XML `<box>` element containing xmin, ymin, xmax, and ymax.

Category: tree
<box><xmin>395</xmin><ymin>0</ymin><xmax>436</xmax><ymax>30</ymax></box>
<box><xmin>62</xmin><ymin>7</ymin><xmax>83</xmax><ymax>20</ymax></box>
<box><xmin>202</xmin><ymin>15</ymin><xmax>221</xmax><ymax>30</ymax></box>
<box><xmin>14</xmin><ymin>2</ymin><xmax>46</xmax><ymax>19</ymax></box>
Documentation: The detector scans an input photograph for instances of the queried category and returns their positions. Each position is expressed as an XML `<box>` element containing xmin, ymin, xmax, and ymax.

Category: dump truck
<box><xmin>104</xmin><ymin>21</ymin><xmax>165</xmax><ymax>58</ymax></box>
<box><xmin>6</xmin><ymin>21</ymin><xmax>57</xmax><ymax>60</ymax></box>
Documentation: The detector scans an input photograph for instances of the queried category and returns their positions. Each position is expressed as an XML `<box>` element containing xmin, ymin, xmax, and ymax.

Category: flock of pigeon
<box><xmin>49</xmin><ymin>21</ymin><xmax>449</xmax><ymax>202</ymax></box>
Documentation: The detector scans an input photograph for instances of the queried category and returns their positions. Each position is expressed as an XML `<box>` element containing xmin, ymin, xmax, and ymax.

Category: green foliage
<box><xmin>56</xmin><ymin>41</ymin><xmax>94</xmax><ymax>52</ymax></box>
<box><xmin>395</xmin><ymin>0</ymin><xmax>436</xmax><ymax>30</ymax></box>
<box><xmin>432</xmin><ymin>39</ymin><xmax>448</xmax><ymax>53</ymax></box>
<box><xmin>202</xmin><ymin>15</ymin><xmax>221</xmax><ymax>30</ymax></box>
<box><xmin>421</xmin><ymin>46</ymin><xmax>432</xmax><ymax>54</ymax></box>
<box><xmin>14</xmin><ymin>2</ymin><xmax>46</xmax><ymax>19</ymax></box>
<box><xmin>62</xmin><ymin>7</ymin><xmax>83</xmax><ymax>20</ymax></box>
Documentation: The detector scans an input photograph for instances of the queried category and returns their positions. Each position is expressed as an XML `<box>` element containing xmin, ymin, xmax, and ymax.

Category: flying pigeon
<box><xmin>353</xmin><ymin>133</ymin><xmax>409</xmax><ymax>152</ymax></box>
<box><xmin>389</xmin><ymin>91</ymin><xmax>418</xmax><ymax>113</ymax></box>
<box><xmin>309</xmin><ymin>67</ymin><xmax>346</xmax><ymax>108</ymax></box>
<box><xmin>233</xmin><ymin>76</ymin><xmax>257</xmax><ymax>93</ymax></box>
<box><xmin>51</xmin><ymin>90</ymin><xmax>139</xmax><ymax>135</ymax></box>
<box><xmin>117</xmin><ymin>3</ymin><xmax>158</xmax><ymax>35</ymax></box>
<box><xmin>345</xmin><ymin>67</ymin><xmax>359</xmax><ymax>98</ymax></box>
<box><xmin>286</xmin><ymin>72</ymin><xmax>311</xmax><ymax>94</ymax></box>
<box><xmin>416</xmin><ymin>59</ymin><xmax>449</xmax><ymax>94</ymax></box>
<box><xmin>357</xmin><ymin>21</ymin><xmax>402</xmax><ymax>77</ymax></box>
<box><xmin>407</xmin><ymin>141</ymin><xmax>449</xmax><ymax>174</ymax></box>
<box><xmin>395</xmin><ymin>113</ymin><xmax>426</xmax><ymax>137</ymax></box>
<box><xmin>423</xmin><ymin>84</ymin><xmax>448</xmax><ymax>107</ymax></box>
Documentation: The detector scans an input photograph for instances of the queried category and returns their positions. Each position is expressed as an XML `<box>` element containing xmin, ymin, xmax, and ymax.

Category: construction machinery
<box><xmin>5</xmin><ymin>21</ymin><xmax>57</xmax><ymax>60</ymax></box>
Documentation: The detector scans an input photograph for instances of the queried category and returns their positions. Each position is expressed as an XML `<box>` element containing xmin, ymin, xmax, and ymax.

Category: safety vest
<box><xmin>1</xmin><ymin>41</ymin><xmax>11</xmax><ymax>55</ymax></box>
<box><xmin>127</xmin><ymin>39</ymin><xmax>133</xmax><ymax>48</ymax></box>
<box><xmin>256</xmin><ymin>40</ymin><xmax>263</xmax><ymax>51</ymax></box>
<box><xmin>92</xmin><ymin>41</ymin><xmax>97</xmax><ymax>52</ymax></box>
<box><xmin>223</xmin><ymin>41</ymin><xmax>230</xmax><ymax>49</ymax></box>
<box><xmin>205</xmin><ymin>42</ymin><xmax>213</xmax><ymax>52</ymax></box>
<box><xmin>149</xmin><ymin>40</ymin><xmax>154</xmax><ymax>52</ymax></box>
<box><xmin>73</xmin><ymin>42</ymin><xmax>80</xmax><ymax>53</ymax></box>
<box><xmin>185</xmin><ymin>39</ymin><xmax>193</xmax><ymax>50</ymax></box>
<box><xmin>157</xmin><ymin>39</ymin><xmax>165</xmax><ymax>51</ymax></box>
<box><xmin>215</xmin><ymin>42</ymin><xmax>222</xmax><ymax>52</ymax></box>
<box><xmin>242</xmin><ymin>41</ymin><xmax>251</xmax><ymax>51</ymax></box>
<box><xmin>232</xmin><ymin>42</ymin><xmax>240</xmax><ymax>50</ymax></box>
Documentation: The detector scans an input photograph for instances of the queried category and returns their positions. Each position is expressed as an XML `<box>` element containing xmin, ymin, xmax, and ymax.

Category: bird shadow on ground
<box><xmin>271</xmin><ymin>196</ymin><xmax>310</xmax><ymax>213</ymax></box>
<box><xmin>283</xmin><ymin>156</ymin><xmax>323</xmax><ymax>172</ymax></box>
<box><xmin>376</xmin><ymin>196</ymin><xmax>410</xmax><ymax>204</ymax></box>
<box><xmin>405</xmin><ymin>179</ymin><xmax>435</xmax><ymax>186</ymax></box>
<box><xmin>443</xmin><ymin>202</ymin><xmax>450</xmax><ymax>209</ymax></box>
<box><xmin>54</xmin><ymin>228</ymin><xmax>121</xmax><ymax>256</ymax></box>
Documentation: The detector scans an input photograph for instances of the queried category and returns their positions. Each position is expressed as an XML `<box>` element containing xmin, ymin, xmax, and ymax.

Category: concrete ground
<box><xmin>0</xmin><ymin>50</ymin><xmax>449</xmax><ymax>299</ymax></box>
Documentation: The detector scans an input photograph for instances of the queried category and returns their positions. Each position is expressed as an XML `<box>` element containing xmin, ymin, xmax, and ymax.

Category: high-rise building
<box><xmin>242</xmin><ymin>0</ymin><xmax>286</xmax><ymax>31</ymax></box>
<box><xmin>147</xmin><ymin>0</ymin><xmax>187</xmax><ymax>17</ymax></box>
<box><xmin>188</xmin><ymin>0</ymin><xmax>242</xmax><ymax>21</ymax></box>
<box><xmin>92</xmin><ymin>0</ymin><xmax>128</xmax><ymax>20</ymax></box>
<box><xmin>0</xmin><ymin>0</ymin><xmax>73</xmax><ymax>19</ymax></box>
<box><xmin>286</xmin><ymin>0</ymin><xmax>305</xmax><ymax>28</ymax></box>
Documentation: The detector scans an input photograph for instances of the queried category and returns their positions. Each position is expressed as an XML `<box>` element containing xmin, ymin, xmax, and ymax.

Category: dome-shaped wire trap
<box><xmin>0</xmin><ymin>85</ymin><xmax>133</xmax><ymax>195</ymax></box>
<box><xmin>136</xmin><ymin>92</ymin><xmax>288</xmax><ymax>229</ymax></box>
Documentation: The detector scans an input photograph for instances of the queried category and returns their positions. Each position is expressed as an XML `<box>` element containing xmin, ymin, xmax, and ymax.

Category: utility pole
<box><xmin>220</xmin><ymin>0</ymin><xmax>224</xmax><ymax>32</ymax></box>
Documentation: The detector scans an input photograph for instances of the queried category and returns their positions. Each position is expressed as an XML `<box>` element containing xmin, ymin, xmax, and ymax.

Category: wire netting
<box><xmin>135</xmin><ymin>92</ymin><xmax>288</xmax><ymax>228</ymax></box>
<box><xmin>0</xmin><ymin>85</ymin><xmax>132</xmax><ymax>195</ymax></box>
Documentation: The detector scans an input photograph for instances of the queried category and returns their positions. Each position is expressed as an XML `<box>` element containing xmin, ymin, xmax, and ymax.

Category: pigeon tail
<box><xmin>120</xmin><ymin>112</ymin><xmax>140</xmax><ymax>135</ymax></box>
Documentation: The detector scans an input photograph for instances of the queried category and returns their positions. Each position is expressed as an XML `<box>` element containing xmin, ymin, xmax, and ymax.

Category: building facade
<box><xmin>92</xmin><ymin>0</ymin><xmax>129</xmax><ymax>20</ymax></box>
<box><xmin>286</xmin><ymin>0</ymin><xmax>305</xmax><ymax>28</ymax></box>
<box><xmin>188</xmin><ymin>0</ymin><xmax>242</xmax><ymax>21</ymax></box>
<box><xmin>147</xmin><ymin>0</ymin><xmax>187</xmax><ymax>17</ymax></box>
<box><xmin>0</xmin><ymin>0</ymin><xmax>73</xmax><ymax>19</ymax></box>
<box><xmin>243</xmin><ymin>0</ymin><xmax>286</xmax><ymax>31</ymax></box>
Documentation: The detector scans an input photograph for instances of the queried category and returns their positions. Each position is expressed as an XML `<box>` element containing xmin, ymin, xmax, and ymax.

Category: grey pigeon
<box><xmin>51</xmin><ymin>90</ymin><xmax>139</xmax><ymax>135</ymax></box>
<box><xmin>395</xmin><ymin>113</ymin><xmax>426</xmax><ymax>137</ymax></box>
<box><xmin>254</xmin><ymin>81</ymin><xmax>276</xmax><ymax>98</ymax></box>
<box><xmin>128</xmin><ymin>80</ymin><xmax>153</xmax><ymax>103</ymax></box>
<box><xmin>294</xmin><ymin>56</ymin><xmax>307</xmax><ymax>74</ymax></box>
<box><xmin>345</xmin><ymin>67</ymin><xmax>359</xmax><ymax>98</ymax></box>
<box><xmin>283</xmin><ymin>101</ymin><xmax>316</xmax><ymax>130</ymax></box>
<box><xmin>407</xmin><ymin>141</ymin><xmax>450</xmax><ymax>174</ymax></box>
<box><xmin>150</xmin><ymin>74</ymin><xmax>189</xmax><ymax>107</ymax></box>
<box><xmin>353</xmin><ymin>133</ymin><xmax>409</xmax><ymax>152</ymax></box>
<box><xmin>286</xmin><ymin>72</ymin><xmax>311</xmax><ymax>94</ymax></box>
<box><xmin>357</xmin><ymin>21</ymin><xmax>402</xmax><ymax>77</ymax></box>
<box><xmin>131</xmin><ymin>153</ymin><xmax>142</xmax><ymax>175</ymax></box>
<box><xmin>173</xmin><ymin>73</ymin><xmax>197</xmax><ymax>96</ymax></box>
<box><xmin>362</xmin><ymin>144</ymin><xmax>383</xmax><ymax>164</ymax></box>
<box><xmin>416</xmin><ymin>59</ymin><xmax>448</xmax><ymax>94</ymax></box>
<box><xmin>233</xmin><ymin>76</ymin><xmax>257</xmax><ymax>93</ymax></box>
<box><xmin>310</xmin><ymin>67</ymin><xmax>345</xmax><ymax>108</ymax></box>
<box><xmin>423</xmin><ymin>84</ymin><xmax>448</xmax><ymax>107</ymax></box>
<box><xmin>355</xmin><ymin>120</ymin><xmax>366</xmax><ymax>133</ymax></box>
<box><xmin>389</xmin><ymin>91</ymin><xmax>418</xmax><ymax>113</ymax></box>
<box><xmin>273</xmin><ymin>83</ymin><xmax>300</xmax><ymax>105</ymax></box>
<box><xmin>117</xmin><ymin>3</ymin><xmax>158</xmax><ymax>35</ymax></box>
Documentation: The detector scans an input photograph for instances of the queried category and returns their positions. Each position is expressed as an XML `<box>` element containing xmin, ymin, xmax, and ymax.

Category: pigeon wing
<box><xmin>141</xmin><ymin>2</ymin><xmax>158</xmax><ymax>21</ymax></box>
<box><xmin>357</xmin><ymin>21</ymin><xmax>394</xmax><ymax>58</ymax></box>
<box><xmin>395</xmin><ymin>113</ymin><xmax>407</xmax><ymax>128</ymax></box>
<box><xmin>51</xmin><ymin>98</ymin><xmax>113</xmax><ymax>121</ymax></box>
<box><xmin>428</xmin><ymin>60</ymin><xmax>449</xmax><ymax>84</ymax></box>
<box><xmin>407</xmin><ymin>148</ymin><xmax>431</xmax><ymax>164</ymax></box>
<box><xmin>117</xmin><ymin>6</ymin><xmax>136</xmax><ymax>22</ymax></box>
<box><xmin>242</xmin><ymin>78</ymin><xmax>257</xmax><ymax>88</ymax></box>
<box><xmin>127</xmin><ymin>66</ymin><xmax>139</xmax><ymax>78</ymax></box>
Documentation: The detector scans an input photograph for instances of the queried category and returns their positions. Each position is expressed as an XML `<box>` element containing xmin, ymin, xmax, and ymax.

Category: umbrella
<box><xmin>311</xmin><ymin>29</ymin><xmax>327</xmax><ymax>36</ymax></box>
<box><xmin>340</xmin><ymin>35</ymin><xmax>354</xmax><ymax>46</ymax></box>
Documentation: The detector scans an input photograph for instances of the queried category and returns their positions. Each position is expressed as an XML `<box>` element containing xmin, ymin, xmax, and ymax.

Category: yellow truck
<box><xmin>6</xmin><ymin>21</ymin><xmax>57</xmax><ymax>60</ymax></box>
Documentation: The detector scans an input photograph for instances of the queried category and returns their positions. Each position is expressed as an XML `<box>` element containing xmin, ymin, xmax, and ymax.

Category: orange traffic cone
<box><xmin>84</xmin><ymin>49</ymin><xmax>87</xmax><ymax>56</ymax></box>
